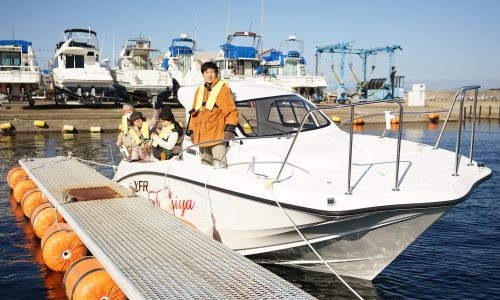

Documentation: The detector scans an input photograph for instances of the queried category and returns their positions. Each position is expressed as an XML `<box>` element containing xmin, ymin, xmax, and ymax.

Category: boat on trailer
<box><xmin>113</xmin><ymin>80</ymin><xmax>491</xmax><ymax>280</ymax></box>
<box><xmin>50</xmin><ymin>28</ymin><xmax>114</xmax><ymax>103</ymax></box>
<box><xmin>260</xmin><ymin>35</ymin><xmax>327</xmax><ymax>101</ymax></box>
<box><xmin>0</xmin><ymin>40</ymin><xmax>41</xmax><ymax>106</ymax></box>
<box><xmin>112</xmin><ymin>38</ymin><xmax>173</xmax><ymax>104</ymax></box>
<box><xmin>163</xmin><ymin>34</ymin><xmax>203</xmax><ymax>88</ymax></box>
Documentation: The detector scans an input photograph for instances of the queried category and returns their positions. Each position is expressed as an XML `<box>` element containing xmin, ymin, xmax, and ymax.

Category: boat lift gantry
<box><xmin>315</xmin><ymin>42</ymin><xmax>402</xmax><ymax>103</ymax></box>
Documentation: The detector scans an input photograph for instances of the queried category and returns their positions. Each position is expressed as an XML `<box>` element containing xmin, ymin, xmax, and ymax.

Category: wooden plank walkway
<box><xmin>20</xmin><ymin>156</ymin><xmax>315</xmax><ymax>300</ymax></box>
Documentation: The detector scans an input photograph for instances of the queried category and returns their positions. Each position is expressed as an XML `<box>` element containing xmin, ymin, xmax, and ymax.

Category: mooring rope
<box><xmin>69</xmin><ymin>152</ymin><xmax>117</xmax><ymax>171</ymax></box>
<box><xmin>266</xmin><ymin>180</ymin><xmax>364</xmax><ymax>300</ymax></box>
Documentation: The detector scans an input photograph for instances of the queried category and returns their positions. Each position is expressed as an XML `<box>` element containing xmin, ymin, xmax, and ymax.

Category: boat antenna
<box><xmin>112</xmin><ymin>32</ymin><xmax>115</xmax><ymax>68</ymax></box>
<box><xmin>194</xmin><ymin>12</ymin><xmax>198</xmax><ymax>45</ymax></box>
<box><xmin>225</xmin><ymin>0</ymin><xmax>232</xmax><ymax>40</ymax></box>
<box><xmin>100</xmin><ymin>33</ymin><xmax>106</xmax><ymax>57</ymax></box>
<box><xmin>11</xmin><ymin>28</ymin><xmax>15</xmax><ymax>41</ymax></box>
<box><xmin>261</xmin><ymin>0</ymin><xmax>264</xmax><ymax>52</ymax></box>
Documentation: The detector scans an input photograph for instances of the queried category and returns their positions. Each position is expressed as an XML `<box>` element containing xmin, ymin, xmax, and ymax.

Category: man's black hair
<box><xmin>201</xmin><ymin>61</ymin><xmax>218</xmax><ymax>74</ymax></box>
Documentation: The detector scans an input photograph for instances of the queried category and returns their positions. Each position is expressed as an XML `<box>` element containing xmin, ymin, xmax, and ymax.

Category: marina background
<box><xmin>1</xmin><ymin>0</ymin><xmax>499</xmax><ymax>90</ymax></box>
<box><xmin>1</xmin><ymin>121</ymin><xmax>499</xmax><ymax>299</ymax></box>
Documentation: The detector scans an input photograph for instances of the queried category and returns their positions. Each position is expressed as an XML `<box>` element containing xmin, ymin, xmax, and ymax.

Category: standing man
<box><xmin>188</xmin><ymin>62</ymin><xmax>238</xmax><ymax>167</ymax></box>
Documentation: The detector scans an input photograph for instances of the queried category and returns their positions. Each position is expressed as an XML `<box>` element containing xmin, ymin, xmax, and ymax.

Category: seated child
<box><xmin>151</xmin><ymin>106</ymin><xmax>183</xmax><ymax>160</ymax></box>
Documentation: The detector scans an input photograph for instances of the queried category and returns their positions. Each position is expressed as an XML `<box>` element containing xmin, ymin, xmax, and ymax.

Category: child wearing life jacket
<box><xmin>128</xmin><ymin>108</ymin><xmax>160</xmax><ymax>161</ymax></box>
<box><xmin>116</xmin><ymin>104</ymin><xmax>135</xmax><ymax>147</ymax></box>
<box><xmin>151</xmin><ymin>106</ymin><xmax>183</xmax><ymax>160</ymax></box>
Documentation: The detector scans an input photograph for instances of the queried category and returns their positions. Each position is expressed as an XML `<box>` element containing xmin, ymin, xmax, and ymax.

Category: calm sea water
<box><xmin>0</xmin><ymin>121</ymin><xmax>498</xmax><ymax>299</ymax></box>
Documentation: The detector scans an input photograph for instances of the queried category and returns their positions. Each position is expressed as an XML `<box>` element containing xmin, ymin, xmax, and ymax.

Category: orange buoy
<box><xmin>428</xmin><ymin>113</ymin><xmax>440</xmax><ymax>123</ymax></box>
<box><xmin>13</xmin><ymin>178</ymin><xmax>37</xmax><ymax>203</ymax></box>
<box><xmin>64</xmin><ymin>256</ymin><xmax>126</xmax><ymax>300</ymax></box>
<box><xmin>41</xmin><ymin>223</ymin><xmax>87</xmax><ymax>272</ymax></box>
<box><xmin>352</xmin><ymin>125</ymin><xmax>365</xmax><ymax>132</ymax></box>
<box><xmin>177</xmin><ymin>217</ymin><xmax>196</xmax><ymax>229</ymax></box>
<box><xmin>391</xmin><ymin>116</ymin><xmax>400</xmax><ymax>124</ymax></box>
<box><xmin>21</xmin><ymin>188</ymin><xmax>48</xmax><ymax>218</ymax></box>
<box><xmin>31</xmin><ymin>202</ymin><xmax>65</xmax><ymax>238</ymax></box>
<box><xmin>353</xmin><ymin>118</ymin><xmax>365</xmax><ymax>125</ymax></box>
<box><xmin>7</xmin><ymin>167</ymin><xmax>28</xmax><ymax>189</ymax></box>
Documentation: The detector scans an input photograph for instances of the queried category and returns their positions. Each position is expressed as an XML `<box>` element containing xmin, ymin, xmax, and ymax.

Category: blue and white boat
<box><xmin>260</xmin><ymin>35</ymin><xmax>327</xmax><ymax>101</ymax></box>
<box><xmin>162</xmin><ymin>34</ymin><xmax>203</xmax><ymax>87</ymax></box>
<box><xmin>214</xmin><ymin>31</ymin><xmax>262</xmax><ymax>78</ymax></box>
<box><xmin>0</xmin><ymin>40</ymin><xmax>41</xmax><ymax>106</ymax></box>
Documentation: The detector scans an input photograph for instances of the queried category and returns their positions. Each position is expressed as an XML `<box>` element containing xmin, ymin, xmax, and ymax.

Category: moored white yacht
<box><xmin>260</xmin><ymin>35</ymin><xmax>327</xmax><ymax>100</ymax></box>
<box><xmin>112</xmin><ymin>38</ymin><xmax>172</xmax><ymax>104</ymax></box>
<box><xmin>50</xmin><ymin>28</ymin><xmax>113</xmax><ymax>102</ymax></box>
<box><xmin>163</xmin><ymin>34</ymin><xmax>203</xmax><ymax>88</ymax></box>
<box><xmin>113</xmin><ymin>80</ymin><xmax>491</xmax><ymax>280</ymax></box>
<box><xmin>0</xmin><ymin>40</ymin><xmax>41</xmax><ymax>106</ymax></box>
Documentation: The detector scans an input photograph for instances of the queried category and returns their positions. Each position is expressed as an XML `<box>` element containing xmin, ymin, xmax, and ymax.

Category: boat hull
<box><xmin>249</xmin><ymin>206</ymin><xmax>448</xmax><ymax>280</ymax></box>
<box><xmin>114</xmin><ymin>163</ymin><xmax>451</xmax><ymax>281</ymax></box>
<box><xmin>0</xmin><ymin>71</ymin><xmax>41</xmax><ymax>97</ymax></box>
<box><xmin>112</xmin><ymin>69</ymin><xmax>172</xmax><ymax>98</ymax></box>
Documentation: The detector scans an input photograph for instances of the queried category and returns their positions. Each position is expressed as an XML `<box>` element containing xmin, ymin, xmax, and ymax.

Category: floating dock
<box><xmin>19</xmin><ymin>156</ymin><xmax>314</xmax><ymax>299</ymax></box>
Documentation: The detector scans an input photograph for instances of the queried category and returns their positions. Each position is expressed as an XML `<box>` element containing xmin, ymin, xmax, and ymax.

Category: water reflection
<box><xmin>1</xmin><ymin>124</ymin><xmax>498</xmax><ymax>299</ymax></box>
<box><xmin>265</xmin><ymin>265</ymin><xmax>382</xmax><ymax>299</ymax></box>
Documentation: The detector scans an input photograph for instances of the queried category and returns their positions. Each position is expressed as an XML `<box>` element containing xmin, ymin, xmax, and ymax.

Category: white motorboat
<box><xmin>213</xmin><ymin>32</ymin><xmax>327</xmax><ymax>101</ymax></box>
<box><xmin>0</xmin><ymin>40</ymin><xmax>41</xmax><ymax>106</ymax></box>
<box><xmin>50</xmin><ymin>28</ymin><xmax>113</xmax><ymax>102</ymax></box>
<box><xmin>214</xmin><ymin>31</ymin><xmax>262</xmax><ymax>79</ymax></box>
<box><xmin>163</xmin><ymin>34</ymin><xmax>203</xmax><ymax>88</ymax></box>
<box><xmin>260</xmin><ymin>35</ymin><xmax>327</xmax><ymax>101</ymax></box>
<box><xmin>113</xmin><ymin>80</ymin><xmax>491</xmax><ymax>280</ymax></box>
<box><xmin>112</xmin><ymin>38</ymin><xmax>172</xmax><ymax>103</ymax></box>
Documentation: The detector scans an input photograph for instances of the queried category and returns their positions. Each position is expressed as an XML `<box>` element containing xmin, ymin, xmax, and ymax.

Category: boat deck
<box><xmin>19</xmin><ymin>156</ymin><xmax>314</xmax><ymax>300</ymax></box>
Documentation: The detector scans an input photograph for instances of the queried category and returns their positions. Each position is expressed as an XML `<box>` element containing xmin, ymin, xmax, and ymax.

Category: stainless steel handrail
<box><xmin>433</xmin><ymin>85</ymin><xmax>480</xmax><ymax>176</ymax></box>
<box><xmin>275</xmin><ymin>99</ymin><xmax>404</xmax><ymax>194</ymax></box>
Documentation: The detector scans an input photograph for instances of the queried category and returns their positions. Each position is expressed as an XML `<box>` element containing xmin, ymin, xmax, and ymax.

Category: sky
<box><xmin>1</xmin><ymin>0</ymin><xmax>499</xmax><ymax>90</ymax></box>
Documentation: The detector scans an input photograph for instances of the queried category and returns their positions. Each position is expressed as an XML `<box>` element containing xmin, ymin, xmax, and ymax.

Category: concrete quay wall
<box><xmin>1</xmin><ymin>96</ymin><xmax>499</xmax><ymax>133</ymax></box>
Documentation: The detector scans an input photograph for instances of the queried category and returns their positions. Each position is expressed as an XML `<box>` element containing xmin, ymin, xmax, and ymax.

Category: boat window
<box><xmin>284</xmin><ymin>60</ymin><xmax>298</xmax><ymax>76</ymax></box>
<box><xmin>237</xmin><ymin>95</ymin><xmax>330</xmax><ymax>137</ymax></box>
<box><xmin>65</xmin><ymin>55</ymin><xmax>74</xmax><ymax>68</ymax></box>
<box><xmin>178</xmin><ymin>55</ymin><xmax>192</xmax><ymax>71</ymax></box>
<box><xmin>132</xmin><ymin>55</ymin><xmax>148</xmax><ymax>70</ymax></box>
<box><xmin>65</xmin><ymin>55</ymin><xmax>85</xmax><ymax>68</ymax></box>
<box><xmin>0</xmin><ymin>52</ymin><xmax>21</xmax><ymax>67</ymax></box>
<box><xmin>75</xmin><ymin>55</ymin><xmax>84</xmax><ymax>68</ymax></box>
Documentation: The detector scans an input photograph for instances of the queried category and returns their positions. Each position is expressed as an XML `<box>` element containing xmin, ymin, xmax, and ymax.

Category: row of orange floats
<box><xmin>331</xmin><ymin>113</ymin><xmax>439</xmax><ymax>126</ymax></box>
<box><xmin>7</xmin><ymin>166</ymin><xmax>126</xmax><ymax>300</ymax></box>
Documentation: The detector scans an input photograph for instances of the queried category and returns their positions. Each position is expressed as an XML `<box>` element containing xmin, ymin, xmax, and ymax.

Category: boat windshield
<box><xmin>237</xmin><ymin>95</ymin><xmax>330</xmax><ymax>136</ymax></box>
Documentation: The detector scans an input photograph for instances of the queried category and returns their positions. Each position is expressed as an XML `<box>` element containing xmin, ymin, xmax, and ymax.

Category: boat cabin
<box><xmin>215</xmin><ymin>32</ymin><xmax>262</xmax><ymax>77</ymax></box>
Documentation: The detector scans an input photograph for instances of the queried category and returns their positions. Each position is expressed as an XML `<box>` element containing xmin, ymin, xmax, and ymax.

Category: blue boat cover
<box><xmin>162</xmin><ymin>58</ymin><xmax>169</xmax><ymax>70</ymax></box>
<box><xmin>220</xmin><ymin>44</ymin><xmax>257</xmax><ymax>59</ymax></box>
<box><xmin>169</xmin><ymin>46</ymin><xmax>193</xmax><ymax>56</ymax></box>
<box><xmin>0</xmin><ymin>40</ymin><xmax>31</xmax><ymax>53</ymax></box>
<box><xmin>262</xmin><ymin>50</ymin><xmax>306</xmax><ymax>66</ymax></box>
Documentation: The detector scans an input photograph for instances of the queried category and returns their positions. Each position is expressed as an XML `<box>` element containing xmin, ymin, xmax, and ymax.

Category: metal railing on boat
<box><xmin>434</xmin><ymin>85</ymin><xmax>481</xmax><ymax>176</ymax></box>
<box><xmin>275</xmin><ymin>99</ymin><xmax>404</xmax><ymax>194</ymax></box>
